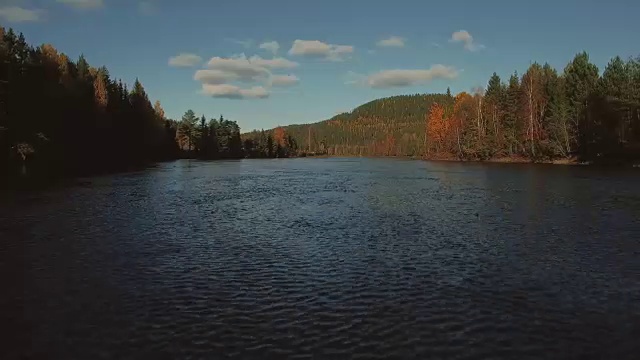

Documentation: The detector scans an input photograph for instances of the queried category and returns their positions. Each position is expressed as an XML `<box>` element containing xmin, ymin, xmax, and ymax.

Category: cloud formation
<box><xmin>271</xmin><ymin>74</ymin><xmax>299</xmax><ymax>87</ymax></box>
<box><xmin>362</xmin><ymin>65</ymin><xmax>459</xmax><ymax>88</ymax></box>
<box><xmin>247</xmin><ymin>55</ymin><xmax>298</xmax><ymax>69</ymax></box>
<box><xmin>0</xmin><ymin>6</ymin><xmax>44</xmax><ymax>22</ymax></box>
<box><xmin>193</xmin><ymin>69</ymin><xmax>236</xmax><ymax>85</ymax></box>
<box><xmin>206</xmin><ymin>55</ymin><xmax>271</xmax><ymax>82</ymax></box>
<box><xmin>194</xmin><ymin>54</ymin><xmax>300</xmax><ymax>99</ymax></box>
<box><xmin>56</xmin><ymin>0</ymin><xmax>104</xmax><ymax>9</ymax></box>
<box><xmin>288</xmin><ymin>40</ymin><xmax>354</xmax><ymax>62</ymax></box>
<box><xmin>201</xmin><ymin>84</ymin><xmax>269</xmax><ymax>99</ymax></box>
<box><xmin>450</xmin><ymin>30</ymin><xmax>484</xmax><ymax>51</ymax></box>
<box><xmin>168</xmin><ymin>53</ymin><xmax>202</xmax><ymax>68</ymax></box>
<box><xmin>259</xmin><ymin>41</ymin><xmax>280</xmax><ymax>55</ymax></box>
<box><xmin>376</xmin><ymin>36</ymin><xmax>406</xmax><ymax>48</ymax></box>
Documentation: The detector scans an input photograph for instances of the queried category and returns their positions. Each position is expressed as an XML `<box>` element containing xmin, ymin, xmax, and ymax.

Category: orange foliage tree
<box><xmin>273</xmin><ymin>126</ymin><xmax>286</xmax><ymax>147</ymax></box>
<box><xmin>426</xmin><ymin>103</ymin><xmax>447</xmax><ymax>155</ymax></box>
<box><xmin>451</xmin><ymin>92</ymin><xmax>475</xmax><ymax>157</ymax></box>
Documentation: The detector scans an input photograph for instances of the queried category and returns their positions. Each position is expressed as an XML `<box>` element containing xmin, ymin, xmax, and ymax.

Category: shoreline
<box><xmin>300</xmin><ymin>154</ymin><xmax>587</xmax><ymax>166</ymax></box>
<box><xmin>422</xmin><ymin>156</ymin><xmax>584</xmax><ymax>166</ymax></box>
<box><xmin>300</xmin><ymin>154</ymin><xmax>640</xmax><ymax>167</ymax></box>
<box><xmin>3</xmin><ymin>155</ymin><xmax>637</xmax><ymax>191</ymax></box>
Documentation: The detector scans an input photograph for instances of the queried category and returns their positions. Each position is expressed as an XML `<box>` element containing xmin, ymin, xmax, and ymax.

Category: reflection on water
<box><xmin>1</xmin><ymin>158</ymin><xmax>639</xmax><ymax>359</ymax></box>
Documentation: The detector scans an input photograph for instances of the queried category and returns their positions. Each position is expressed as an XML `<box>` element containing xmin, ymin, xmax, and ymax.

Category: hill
<box><xmin>247</xmin><ymin>52</ymin><xmax>640</xmax><ymax>163</ymax></box>
<box><xmin>245</xmin><ymin>93</ymin><xmax>453</xmax><ymax>157</ymax></box>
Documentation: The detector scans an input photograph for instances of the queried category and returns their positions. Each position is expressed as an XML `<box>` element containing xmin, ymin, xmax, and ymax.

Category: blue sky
<box><xmin>2</xmin><ymin>0</ymin><xmax>639</xmax><ymax>131</ymax></box>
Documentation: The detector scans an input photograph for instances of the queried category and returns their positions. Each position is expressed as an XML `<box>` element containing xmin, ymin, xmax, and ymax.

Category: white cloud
<box><xmin>201</xmin><ymin>84</ymin><xmax>269</xmax><ymax>99</ymax></box>
<box><xmin>271</xmin><ymin>74</ymin><xmax>299</xmax><ymax>87</ymax></box>
<box><xmin>194</xmin><ymin>69</ymin><xmax>237</xmax><ymax>85</ymax></box>
<box><xmin>248</xmin><ymin>55</ymin><xmax>298</xmax><ymax>69</ymax></box>
<box><xmin>195</xmin><ymin>54</ymin><xmax>300</xmax><ymax>99</ymax></box>
<box><xmin>168</xmin><ymin>53</ymin><xmax>202</xmax><ymax>67</ymax></box>
<box><xmin>376</xmin><ymin>36</ymin><xmax>405</xmax><ymax>48</ymax></box>
<box><xmin>206</xmin><ymin>54</ymin><xmax>271</xmax><ymax>82</ymax></box>
<box><xmin>364</xmin><ymin>65</ymin><xmax>459</xmax><ymax>88</ymax></box>
<box><xmin>450</xmin><ymin>30</ymin><xmax>485</xmax><ymax>52</ymax></box>
<box><xmin>259</xmin><ymin>41</ymin><xmax>280</xmax><ymax>54</ymax></box>
<box><xmin>56</xmin><ymin>0</ymin><xmax>104</xmax><ymax>9</ymax></box>
<box><xmin>0</xmin><ymin>6</ymin><xmax>45</xmax><ymax>22</ymax></box>
<box><xmin>288</xmin><ymin>40</ymin><xmax>354</xmax><ymax>62</ymax></box>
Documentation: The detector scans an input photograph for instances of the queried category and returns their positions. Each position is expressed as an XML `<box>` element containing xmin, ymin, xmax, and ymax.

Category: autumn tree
<box><xmin>546</xmin><ymin>76</ymin><xmax>573</xmax><ymax>157</ymax></box>
<box><xmin>452</xmin><ymin>92</ymin><xmax>475</xmax><ymax>158</ymax></box>
<box><xmin>426</xmin><ymin>102</ymin><xmax>447</xmax><ymax>155</ymax></box>
<box><xmin>93</xmin><ymin>67</ymin><xmax>108</xmax><ymax>110</ymax></box>
<box><xmin>520</xmin><ymin>63</ymin><xmax>546</xmax><ymax>158</ymax></box>
<box><xmin>274</xmin><ymin>127</ymin><xmax>286</xmax><ymax>147</ymax></box>
<box><xmin>153</xmin><ymin>100</ymin><xmax>165</xmax><ymax>121</ymax></box>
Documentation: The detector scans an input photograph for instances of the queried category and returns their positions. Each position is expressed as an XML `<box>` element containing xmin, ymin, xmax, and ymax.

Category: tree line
<box><xmin>0</xmin><ymin>27</ymin><xmax>180</xmax><ymax>181</ymax></box>
<box><xmin>277</xmin><ymin>53</ymin><xmax>640</xmax><ymax>164</ymax></box>
<box><xmin>0</xmin><ymin>27</ymin><xmax>301</xmax><ymax>185</ymax></box>
<box><xmin>171</xmin><ymin>110</ymin><xmax>300</xmax><ymax>160</ymax></box>
<box><xmin>281</xmin><ymin>94</ymin><xmax>451</xmax><ymax>156</ymax></box>
<box><xmin>3</xmin><ymin>24</ymin><xmax>638</xmax><ymax>186</ymax></box>
<box><xmin>425</xmin><ymin>53</ymin><xmax>640</xmax><ymax>163</ymax></box>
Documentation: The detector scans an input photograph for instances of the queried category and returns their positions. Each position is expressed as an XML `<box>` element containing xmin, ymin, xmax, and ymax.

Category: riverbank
<box><xmin>306</xmin><ymin>154</ymin><xmax>588</xmax><ymax>165</ymax></box>
<box><xmin>311</xmin><ymin>154</ymin><xmax>640</xmax><ymax>168</ymax></box>
<box><xmin>423</xmin><ymin>155</ymin><xmax>584</xmax><ymax>165</ymax></box>
<box><xmin>3</xmin><ymin>154</ymin><xmax>637</xmax><ymax>192</ymax></box>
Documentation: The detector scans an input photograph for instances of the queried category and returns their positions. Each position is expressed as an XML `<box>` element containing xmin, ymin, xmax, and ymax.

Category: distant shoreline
<box><xmin>294</xmin><ymin>154</ymin><xmax>640</xmax><ymax>167</ymax></box>
<box><xmin>422</xmin><ymin>156</ymin><xmax>583</xmax><ymax>166</ymax></box>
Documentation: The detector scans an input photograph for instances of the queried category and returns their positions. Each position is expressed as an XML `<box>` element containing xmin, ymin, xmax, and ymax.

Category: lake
<box><xmin>2</xmin><ymin>158</ymin><xmax>639</xmax><ymax>359</ymax></box>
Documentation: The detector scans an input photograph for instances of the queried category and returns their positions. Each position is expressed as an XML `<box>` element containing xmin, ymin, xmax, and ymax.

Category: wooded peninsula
<box><xmin>1</xmin><ymin>27</ymin><xmax>639</xmax><ymax>185</ymax></box>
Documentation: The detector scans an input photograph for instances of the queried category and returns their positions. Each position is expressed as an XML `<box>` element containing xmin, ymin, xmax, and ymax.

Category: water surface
<box><xmin>2</xmin><ymin>158</ymin><xmax>639</xmax><ymax>359</ymax></box>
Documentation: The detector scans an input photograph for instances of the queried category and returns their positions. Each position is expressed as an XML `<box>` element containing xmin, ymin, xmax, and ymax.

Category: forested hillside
<box><xmin>3</xmin><ymin>22</ymin><xmax>638</xmax><ymax>184</ymax></box>
<box><xmin>258</xmin><ymin>93</ymin><xmax>452</xmax><ymax>157</ymax></box>
<box><xmin>268</xmin><ymin>52</ymin><xmax>640</xmax><ymax>163</ymax></box>
<box><xmin>285</xmin><ymin>93</ymin><xmax>453</xmax><ymax>156</ymax></box>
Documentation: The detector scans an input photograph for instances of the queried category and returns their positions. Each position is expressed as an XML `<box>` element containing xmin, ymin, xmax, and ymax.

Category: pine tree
<box><xmin>599</xmin><ymin>56</ymin><xmax>629</xmax><ymax>100</ymax></box>
<box><xmin>563</xmin><ymin>52</ymin><xmax>600</xmax><ymax>157</ymax></box>
<box><xmin>504</xmin><ymin>72</ymin><xmax>521</xmax><ymax>155</ymax></box>
<box><xmin>179</xmin><ymin>109</ymin><xmax>198</xmax><ymax>151</ymax></box>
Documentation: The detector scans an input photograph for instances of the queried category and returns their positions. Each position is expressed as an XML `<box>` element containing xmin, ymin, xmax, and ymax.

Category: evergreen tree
<box><xmin>504</xmin><ymin>72</ymin><xmax>521</xmax><ymax>155</ymax></box>
<box><xmin>179</xmin><ymin>109</ymin><xmax>198</xmax><ymax>152</ymax></box>
<box><xmin>563</xmin><ymin>52</ymin><xmax>600</xmax><ymax>157</ymax></box>
<box><xmin>267</xmin><ymin>134</ymin><xmax>274</xmax><ymax>158</ymax></box>
<box><xmin>198</xmin><ymin>115</ymin><xmax>208</xmax><ymax>156</ymax></box>
<box><xmin>599</xmin><ymin>56</ymin><xmax>629</xmax><ymax>100</ymax></box>
<box><xmin>0</xmin><ymin>27</ymin><xmax>182</xmax><ymax>182</ymax></box>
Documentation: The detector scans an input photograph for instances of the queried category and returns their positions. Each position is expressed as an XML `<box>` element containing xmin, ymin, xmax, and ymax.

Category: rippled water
<box><xmin>2</xmin><ymin>158</ymin><xmax>640</xmax><ymax>359</ymax></box>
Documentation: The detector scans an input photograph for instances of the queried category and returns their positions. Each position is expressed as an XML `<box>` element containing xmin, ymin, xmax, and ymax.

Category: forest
<box><xmin>0</xmin><ymin>27</ymin><xmax>298</xmax><ymax>185</ymax></box>
<box><xmin>2</xmin><ymin>26</ymin><xmax>639</xmax><ymax>187</ymax></box>
<box><xmin>279</xmin><ymin>54</ymin><xmax>640</xmax><ymax>163</ymax></box>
